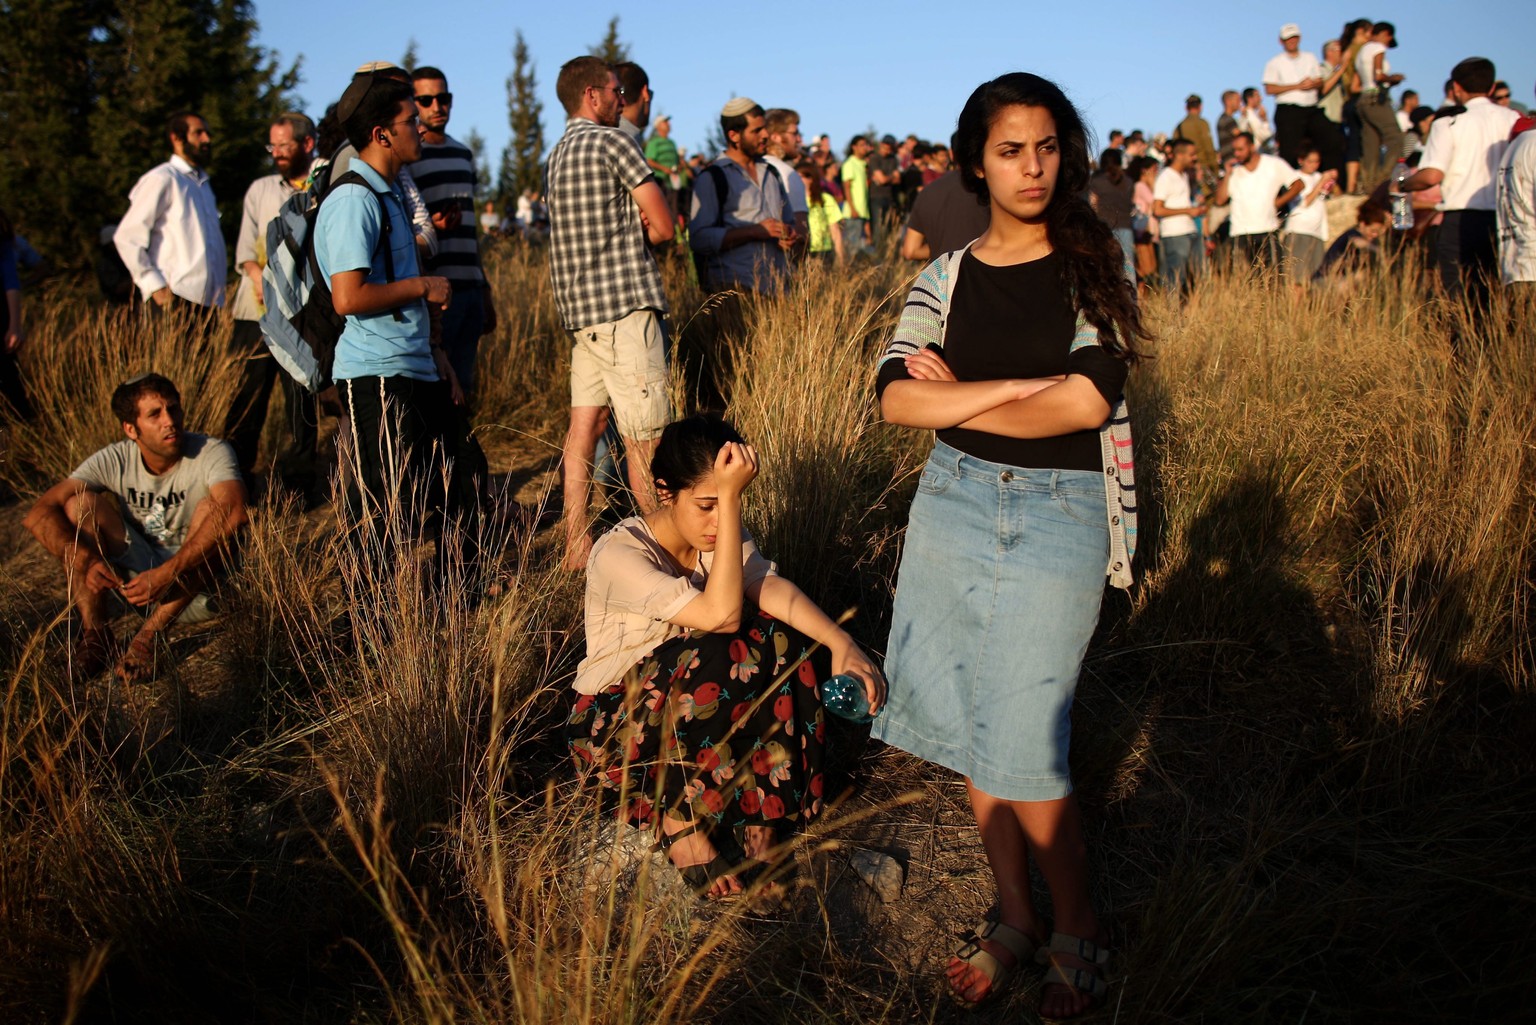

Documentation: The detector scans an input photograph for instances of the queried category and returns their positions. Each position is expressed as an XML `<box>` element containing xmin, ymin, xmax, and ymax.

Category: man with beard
<box><xmin>688</xmin><ymin>98</ymin><xmax>798</xmax><ymax>293</ymax></box>
<box><xmin>114</xmin><ymin>112</ymin><xmax>227</xmax><ymax>321</ymax></box>
<box><xmin>222</xmin><ymin>112</ymin><xmax>322</xmax><ymax>502</ymax></box>
<box><xmin>411</xmin><ymin>65</ymin><xmax>497</xmax><ymax>398</ymax></box>
<box><xmin>546</xmin><ymin>57</ymin><xmax>674</xmax><ymax>569</ymax></box>
<box><xmin>763</xmin><ymin>107</ymin><xmax>810</xmax><ymax>239</ymax></box>
<box><xmin>24</xmin><ymin>374</ymin><xmax>248</xmax><ymax>683</ymax></box>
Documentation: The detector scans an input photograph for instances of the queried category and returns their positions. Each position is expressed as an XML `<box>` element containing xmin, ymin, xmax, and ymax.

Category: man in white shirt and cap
<box><xmin>114</xmin><ymin>111</ymin><xmax>227</xmax><ymax>325</ymax></box>
<box><xmin>1401</xmin><ymin>57</ymin><xmax>1521</xmax><ymax>306</ymax></box>
<box><xmin>1263</xmin><ymin>23</ymin><xmax>1342</xmax><ymax>172</ymax></box>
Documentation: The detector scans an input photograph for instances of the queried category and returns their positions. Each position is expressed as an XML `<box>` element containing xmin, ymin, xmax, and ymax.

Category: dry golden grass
<box><xmin>1</xmin><ymin>240</ymin><xmax>1532</xmax><ymax>1023</ymax></box>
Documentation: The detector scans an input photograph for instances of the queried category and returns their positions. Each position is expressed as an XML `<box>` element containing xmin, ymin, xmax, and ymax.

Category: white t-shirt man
<box><xmin>1227</xmin><ymin>154</ymin><xmax>1302</xmax><ymax>236</ymax></box>
<box><xmin>1282</xmin><ymin>171</ymin><xmax>1331</xmax><ymax>240</ymax></box>
<box><xmin>1264</xmin><ymin>51</ymin><xmax>1324</xmax><ymax>107</ymax></box>
<box><xmin>1153</xmin><ymin>167</ymin><xmax>1197</xmax><ymax>238</ymax></box>
<box><xmin>1496</xmin><ymin>129</ymin><xmax>1536</xmax><ymax>284</ymax></box>
<box><xmin>1420</xmin><ymin>96</ymin><xmax>1522</xmax><ymax>211</ymax></box>
<box><xmin>71</xmin><ymin>434</ymin><xmax>241</xmax><ymax>553</ymax></box>
<box><xmin>1356</xmin><ymin>41</ymin><xmax>1389</xmax><ymax>91</ymax></box>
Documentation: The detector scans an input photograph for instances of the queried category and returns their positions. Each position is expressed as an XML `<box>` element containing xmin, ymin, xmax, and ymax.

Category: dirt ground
<box><xmin>2</xmin><ymin>427</ymin><xmax>1070</xmax><ymax>1024</ymax></box>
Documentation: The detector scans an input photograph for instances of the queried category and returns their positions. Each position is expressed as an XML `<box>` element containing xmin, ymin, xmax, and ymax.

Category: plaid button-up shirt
<box><xmin>546</xmin><ymin>118</ymin><xmax>667</xmax><ymax>331</ymax></box>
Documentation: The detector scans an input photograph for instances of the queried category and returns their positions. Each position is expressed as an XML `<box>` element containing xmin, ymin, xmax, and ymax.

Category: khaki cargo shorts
<box><xmin>569</xmin><ymin>308</ymin><xmax>671</xmax><ymax>441</ymax></box>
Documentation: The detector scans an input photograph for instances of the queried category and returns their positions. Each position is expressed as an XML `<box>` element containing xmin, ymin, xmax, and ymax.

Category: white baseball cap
<box><xmin>1279</xmin><ymin>23</ymin><xmax>1301</xmax><ymax>40</ymax></box>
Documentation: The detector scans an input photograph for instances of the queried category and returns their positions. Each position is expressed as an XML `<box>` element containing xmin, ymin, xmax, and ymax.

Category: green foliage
<box><xmin>399</xmin><ymin>37</ymin><xmax>419</xmax><ymax>73</ymax></box>
<box><xmin>497</xmin><ymin>31</ymin><xmax>545</xmax><ymax>206</ymax></box>
<box><xmin>463</xmin><ymin>129</ymin><xmax>492</xmax><ymax>204</ymax></box>
<box><xmin>589</xmin><ymin>15</ymin><xmax>629</xmax><ymax>64</ymax></box>
<box><xmin>0</xmin><ymin>0</ymin><xmax>298</xmax><ymax>269</ymax></box>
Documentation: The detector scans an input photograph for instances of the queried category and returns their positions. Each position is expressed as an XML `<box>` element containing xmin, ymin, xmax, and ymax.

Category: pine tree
<box><xmin>498</xmin><ymin>31</ymin><xmax>545</xmax><ymax>207</ymax></box>
<box><xmin>0</xmin><ymin>0</ymin><xmax>297</xmax><ymax>269</ymax></box>
<box><xmin>464</xmin><ymin>128</ymin><xmax>491</xmax><ymax>203</ymax></box>
<box><xmin>589</xmin><ymin>16</ymin><xmax>629</xmax><ymax>65</ymax></box>
<box><xmin>0</xmin><ymin>0</ymin><xmax>101</xmax><ymax>265</ymax></box>
<box><xmin>400</xmin><ymin>38</ymin><xmax>419</xmax><ymax>73</ymax></box>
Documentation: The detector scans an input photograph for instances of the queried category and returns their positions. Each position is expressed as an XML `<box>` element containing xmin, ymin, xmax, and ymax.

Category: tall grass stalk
<box><xmin>2</xmin><ymin>245</ymin><xmax>1531</xmax><ymax>1022</ymax></box>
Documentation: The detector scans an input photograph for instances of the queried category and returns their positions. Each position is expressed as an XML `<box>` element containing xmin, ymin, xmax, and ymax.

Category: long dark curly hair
<box><xmin>955</xmin><ymin>72</ymin><xmax>1148</xmax><ymax>362</ymax></box>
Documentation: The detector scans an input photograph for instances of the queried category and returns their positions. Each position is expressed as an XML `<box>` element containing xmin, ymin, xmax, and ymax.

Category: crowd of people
<box><xmin>1078</xmin><ymin>22</ymin><xmax>1532</xmax><ymax>302</ymax></box>
<box><xmin>5</xmin><ymin>32</ymin><xmax>1533</xmax><ymax>1021</ymax></box>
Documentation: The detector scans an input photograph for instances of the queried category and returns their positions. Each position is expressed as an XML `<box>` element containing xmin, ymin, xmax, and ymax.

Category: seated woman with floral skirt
<box><xmin>567</xmin><ymin>415</ymin><xmax>883</xmax><ymax>899</ymax></box>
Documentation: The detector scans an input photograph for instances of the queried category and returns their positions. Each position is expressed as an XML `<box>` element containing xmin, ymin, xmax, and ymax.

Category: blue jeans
<box><xmin>870</xmin><ymin>196</ymin><xmax>894</xmax><ymax>254</ymax></box>
<box><xmin>841</xmin><ymin>217</ymin><xmax>871</xmax><ymax>257</ymax></box>
<box><xmin>1160</xmin><ymin>233</ymin><xmax>1198</xmax><ymax>293</ymax></box>
<box><xmin>1112</xmin><ymin>228</ymin><xmax>1135</xmax><ymax>281</ymax></box>
<box><xmin>441</xmin><ymin>287</ymin><xmax>487</xmax><ymax>396</ymax></box>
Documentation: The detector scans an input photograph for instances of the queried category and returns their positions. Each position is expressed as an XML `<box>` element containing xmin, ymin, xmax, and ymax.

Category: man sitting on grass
<box><xmin>24</xmin><ymin>373</ymin><xmax>248</xmax><ymax>682</ymax></box>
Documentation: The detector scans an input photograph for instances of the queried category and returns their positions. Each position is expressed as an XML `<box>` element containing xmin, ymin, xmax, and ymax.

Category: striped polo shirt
<box><xmin>413</xmin><ymin>134</ymin><xmax>485</xmax><ymax>289</ymax></box>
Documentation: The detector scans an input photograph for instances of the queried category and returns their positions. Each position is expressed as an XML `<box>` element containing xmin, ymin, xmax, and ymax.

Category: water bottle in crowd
<box><xmin>1389</xmin><ymin>160</ymin><xmax>1413</xmax><ymax>231</ymax></box>
<box><xmin>819</xmin><ymin>674</ymin><xmax>877</xmax><ymax>723</ymax></box>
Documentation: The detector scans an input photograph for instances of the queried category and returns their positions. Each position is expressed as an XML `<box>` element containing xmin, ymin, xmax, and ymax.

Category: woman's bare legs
<box><xmin>947</xmin><ymin>780</ymin><xmax>1104</xmax><ymax>1016</ymax></box>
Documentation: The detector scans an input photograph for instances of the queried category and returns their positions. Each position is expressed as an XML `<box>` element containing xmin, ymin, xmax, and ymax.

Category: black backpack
<box><xmin>691</xmin><ymin>161</ymin><xmax>792</xmax><ymax>290</ymax></box>
<box><xmin>261</xmin><ymin>162</ymin><xmax>407</xmax><ymax>392</ymax></box>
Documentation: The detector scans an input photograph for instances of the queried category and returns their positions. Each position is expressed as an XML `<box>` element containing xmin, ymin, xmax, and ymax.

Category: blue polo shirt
<box><xmin>314</xmin><ymin>159</ymin><xmax>435</xmax><ymax>382</ymax></box>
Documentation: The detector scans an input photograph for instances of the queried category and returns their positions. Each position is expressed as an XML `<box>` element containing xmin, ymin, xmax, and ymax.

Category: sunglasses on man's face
<box><xmin>415</xmin><ymin>92</ymin><xmax>453</xmax><ymax>107</ymax></box>
<box><xmin>1492</xmin><ymin>93</ymin><xmax>1512</xmax><ymax>102</ymax></box>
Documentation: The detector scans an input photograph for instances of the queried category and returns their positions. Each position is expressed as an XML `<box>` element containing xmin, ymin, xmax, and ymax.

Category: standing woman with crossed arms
<box><xmin>875</xmin><ymin>72</ymin><xmax>1144</xmax><ymax>1019</ymax></box>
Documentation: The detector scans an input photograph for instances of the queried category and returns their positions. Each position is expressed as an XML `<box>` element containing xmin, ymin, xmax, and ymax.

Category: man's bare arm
<box><xmin>166</xmin><ymin>480</ymin><xmax>248</xmax><ymax>579</ymax></box>
<box><xmin>25</xmin><ymin>479</ymin><xmax>104</xmax><ymax>567</ymax></box>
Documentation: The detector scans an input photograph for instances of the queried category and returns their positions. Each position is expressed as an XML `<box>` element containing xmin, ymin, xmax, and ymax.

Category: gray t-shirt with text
<box><xmin>71</xmin><ymin>434</ymin><xmax>240</xmax><ymax>551</ymax></box>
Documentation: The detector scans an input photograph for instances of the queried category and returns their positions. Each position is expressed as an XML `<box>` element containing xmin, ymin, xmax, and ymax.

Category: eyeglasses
<box><xmin>1492</xmin><ymin>93</ymin><xmax>1512</xmax><ymax>102</ymax></box>
<box><xmin>266</xmin><ymin>142</ymin><xmax>299</xmax><ymax>155</ymax></box>
<box><xmin>415</xmin><ymin>92</ymin><xmax>453</xmax><ymax>107</ymax></box>
<box><xmin>589</xmin><ymin>83</ymin><xmax>626</xmax><ymax>99</ymax></box>
<box><xmin>387</xmin><ymin>115</ymin><xmax>420</xmax><ymax>132</ymax></box>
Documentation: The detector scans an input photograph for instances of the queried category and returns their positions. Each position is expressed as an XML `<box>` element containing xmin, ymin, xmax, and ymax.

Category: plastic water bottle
<box><xmin>819</xmin><ymin>674</ymin><xmax>876</xmax><ymax>723</ymax></box>
<box><xmin>1389</xmin><ymin>160</ymin><xmax>1413</xmax><ymax>231</ymax></box>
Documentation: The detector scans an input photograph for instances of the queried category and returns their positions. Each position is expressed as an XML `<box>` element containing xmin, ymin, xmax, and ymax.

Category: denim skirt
<box><xmin>872</xmin><ymin>440</ymin><xmax>1109</xmax><ymax>801</ymax></box>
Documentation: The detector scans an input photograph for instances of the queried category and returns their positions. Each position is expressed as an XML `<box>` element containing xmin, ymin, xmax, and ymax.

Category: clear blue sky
<box><xmin>253</xmin><ymin>1</ymin><xmax>1534</xmax><ymax>183</ymax></box>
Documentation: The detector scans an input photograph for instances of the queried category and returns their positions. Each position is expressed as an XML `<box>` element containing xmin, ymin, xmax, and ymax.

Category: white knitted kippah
<box><xmin>720</xmin><ymin>97</ymin><xmax>758</xmax><ymax>118</ymax></box>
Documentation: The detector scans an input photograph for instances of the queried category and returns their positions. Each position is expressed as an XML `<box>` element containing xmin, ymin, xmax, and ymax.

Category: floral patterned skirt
<box><xmin>567</xmin><ymin>609</ymin><xmax>829</xmax><ymax>836</ymax></box>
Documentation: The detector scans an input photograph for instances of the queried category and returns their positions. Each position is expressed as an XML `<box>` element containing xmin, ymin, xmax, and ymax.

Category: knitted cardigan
<box><xmin>878</xmin><ymin>246</ymin><xmax>1138</xmax><ymax>589</ymax></box>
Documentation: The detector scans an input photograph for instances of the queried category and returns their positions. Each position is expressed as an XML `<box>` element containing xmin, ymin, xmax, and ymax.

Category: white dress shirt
<box><xmin>1496</xmin><ymin>130</ymin><xmax>1536</xmax><ymax>284</ymax></box>
<box><xmin>114</xmin><ymin>154</ymin><xmax>227</xmax><ymax>308</ymax></box>
<box><xmin>1420</xmin><ymin>97</ymin><xmax>1522</xmax><ymax>211</ymax></box>
<box><xmin>1264</xmin><ymin>51</ymin><xmax>1324</xmax><ymax>107</ymax></box>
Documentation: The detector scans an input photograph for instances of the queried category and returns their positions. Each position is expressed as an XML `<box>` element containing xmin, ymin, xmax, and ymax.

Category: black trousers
<box><xmin>0</xmin><ymin>350</ymin><xmax>34</xmax><ymax>420</ymax></box>
<box><xmin>1435</xmin><ymin>210</ymin><xmax>1498</xmax><ymax>306</ymax></box>
<box><xmin>337</xmin><ymin>375</ymin><xmax>484</xmax><ymax>579</ymax></box>
<box><xmin>1275</xmin><ymin>104</ymin><xmax>1343</xmax><ymax>173</ymax></box>
<box><xmin>221</xmin><ymin>319</ymin><xmax>319</xmax><ymax>489</ymax></box>
<box><xmin>1234</xmin><ymin>232</ymin><xmax>1282</xmax><ymax>269</ymax></box>
<box><xmin>141</xmin><ymin>293</ymin><xmax>220</xmax><ymax>342</ymax></box>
